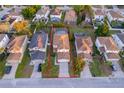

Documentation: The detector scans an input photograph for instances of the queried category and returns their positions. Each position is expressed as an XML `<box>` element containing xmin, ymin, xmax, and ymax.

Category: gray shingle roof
<box><xmin>29</xmin><ymin>30</ymin><xmax>47</xmax><ymax>49</ymax></box>
<box><xmin>30</xmin><ymin>50</ymin><xmax>46</xmax><ymax>61</ymax></box>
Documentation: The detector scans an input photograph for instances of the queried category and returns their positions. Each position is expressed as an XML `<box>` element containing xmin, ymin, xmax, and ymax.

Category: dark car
<box><xmin>111</xmin><ymin>65</ymin><xmax>117</xmax><ymax>71</ymax></box>
<box><xmin>37</xmin><ymin>64</ymin><xmax>42</xmax><ymax>72</ymax></box>
<box><xmin>5</xmin><ymin>66</ymin><xmax>12</xmax><ymax>74</ymax></box>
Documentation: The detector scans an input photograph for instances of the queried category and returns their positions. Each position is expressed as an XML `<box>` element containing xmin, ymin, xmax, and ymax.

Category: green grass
<box><xmin>90</xmin><ymin>60</ymin><xmax>102</xmax><ymax>76</ymax></box>
<box><xmin>0</xmin><ymin>54</ymin><xmax>6</xmax><ymax>79</ymax></box>
<box><xmin>109</xmin><ymin>30</ymin><xmax>121</xmax><ymax>35</ymax></box>
<box><xmin>15</xmin><ymin>49</ymin><xmax>33</xmax><ymax>78</ymax></box>
<box><xmin>42</xmin><ymin>56</ymin><xmax>59</xmax><ymax>78</ymax></box>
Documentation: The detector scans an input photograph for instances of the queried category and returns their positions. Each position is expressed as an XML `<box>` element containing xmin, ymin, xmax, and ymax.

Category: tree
<box><xmin>102</xmin><ymin>18</ymin><xmax>109</xmax><ymax>36</ymax></box>
<box><xmin>21</xmin><ymin>6</ymin><xmax>41</xmax><ymax>19</ymax></box>
<box><xmin>13</xmin><ymin>21</ymin><xmax>32</xmax><ymax>37</ymax></box>
<box><xmin>95</xmin><ymin>18</ymin><xmax>109</xmax><ymax>36</ymax></box>
<box><xmin>73</xmin><ymin>5</ymin><xmax>93</xmax><ymax>25</ymax></box>
<box><xmin>74</xmin><ymin>57</ymin><xmax>85</xmax><ymax>75</ymax></box>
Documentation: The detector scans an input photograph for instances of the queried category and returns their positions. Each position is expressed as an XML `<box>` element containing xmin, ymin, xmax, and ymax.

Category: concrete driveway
<box><xmin>112</xmin><ymin>62</ymin><xmax>124</xmax><ymax>78</ymax></box>
<box><xmin>3</xmin><ymin>64</ymin><xmax>18</xmax><ymax>79</ymax></box>
<box><xmin>31</xmin><ymin>63</ymin><xmax>42</xmax><ymax>78</ymax></box>
<box><xmin>59</xmin><ymin>62</ymin><xmax>69</xmax><ymax>78</ymax></box>
<box><xmin>80</xmin><ymin>63</ymin><xmax>92</xmax><ymax>78</ymax></box>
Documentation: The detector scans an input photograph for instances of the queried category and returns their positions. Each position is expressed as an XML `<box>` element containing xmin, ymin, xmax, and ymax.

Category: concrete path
<box><xmin>3</xmin><ymin>64</ymin><xmax>18</xmax><ymax>79</ymax></box>
<box><xmin>31</xmin><ymin>63</ymin><xmax>42</xmax><ymax>78</ymax></box>
<box><xmin>80</xmin><ymin>64</ymin><xmax>92</xmax><ymax>78</ymax></box>
<box><xmin>59</xmin><ymin>62</ymin><xmax>70</xmax><ymax>78</ymax></box>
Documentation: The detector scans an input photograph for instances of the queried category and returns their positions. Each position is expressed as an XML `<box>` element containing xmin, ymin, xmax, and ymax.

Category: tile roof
<box><xmin>109</xmin><ymin>10</ymin><xmax>124</xmax><ymax>18</ymax></box>
<box><xmin>53</xmin><ymin>28</ymin><xmax>70</xmax><ymax>50</ymax></box>
<box><xmin>116</xmin><ymin>33</ymin><xmax>124</xmax><ymax>44</ymax></box>
<box><xmin>106</xmin><ymin>53</ymin><xmax>120</xmax><ymax>59</ymax></box>
<box><xmin>30</xmin><ymin>50</ymin><xmax>46</xmax><ymax>61</ymax></box>
<box><xmin>97</xmin><ymin>37</ymin><xmax>119</xmax><ymax>51</ymax></box>
<box><xmin>64</xmin><ymin>9</ymin><xmax>77</xmax><ymax>22</ymax></box>
<box><xmin>95</xmin><ymin>9</ymin><xmax>104</xmax><ymax>15</ymax></box>
<box><xmin>78</xmin><ymin>53</ymin><xmax>93</xmax><ymax>61</ymax></box>
<box><xmin>75</xmin><ymin>34</ymin><xmax>93</xmax><ymax>52</ymax></box>
<box><xmin>6</xmin><ymin>53</ymin><xmax>22</xmax><ymax>63</ymax></box>
<box><xmin>57</xmin><ymin>52</ymin><xmax>70</xmax><ymax>61</ymax></box>
<box><xmin>29</xmin><ymin>31</ymin><xmax>47</xmax><ymax>49</ymax></box>
<box><xmin>51</xmin><ymin>8</ymin><xmax>62</xmax><ymax>15</ymax></box>
<box><xmin>0</xmin><ymin>21</ymin><xmax>10</xmax><ymax>32</ymax></box>
<box><xmin>7</xmin><ymin>35</ymin><xmax>27</xmax><ymax>52</ymax></box>
<box><xmin>37</xmin><ymin>6</ymin><xmax>50</xmax><ymax>15</ymax></box>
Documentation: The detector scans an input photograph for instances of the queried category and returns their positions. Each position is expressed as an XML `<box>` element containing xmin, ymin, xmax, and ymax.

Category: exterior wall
<box><xmin>58</xmin><ymin>59</ymin><xmax>69</xmax><ymax>63</ymax></box>
<box><xmin>30</xmin><ymin>59</ymin><xmax>45</xmax><ymax>65</ymax></box>
<box><xmin>57</xmin><ymin>49</ymin><xmax>69</xmax><ymax>52</ymax></box>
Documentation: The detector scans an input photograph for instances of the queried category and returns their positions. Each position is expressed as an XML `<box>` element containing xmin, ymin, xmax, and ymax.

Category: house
<box><xmin>8</xmin><ymin>7</ymin><xmax>23</xmax><ymax>21</ymax></box>
<box><xmin>107</xmin><ymin>10</ymin><xmax>124</xmax><ymax>22</ymax></box>
<box><xmin>95</xmin><ymin>37</ymin><xmax>120</xmax><ymax>62</ymax></box>
<box><xmin>0</xmin><ymin>34</ymin><xmax>10</xmax><ymax>54</ymax></box>
<box><xmin>29</xmin><ymin>31</ymin><xmax>48</xmax><ymax>65</ymax></box>
<box><xmin>0</xmin><ymin>21</ymin><xmax>10</xmax><ymax>33</ymax></box>
<box><xmin>6</xmin><ymin>35</ymin><xmax>28</xmax><ymax>65</ymax></box>
<box><xmin>33</xmin><ymin>6</ymin><xmax>50</xmax><ymax>23</ymax></box>
<box><xmin>112</xmin><ymin>33</ymin><xmax>124</xmax><ymax>51</ymax></box>
<box><xmin>74</xmin><ymin>33</ymin><xmax>93</xmax><ymax>62</ymax></box>
<box><xmin>64</xmin><ymin>9</ymin><xmax>77</xmax><ymax>25</ymax></box>
<box><xmin>53</xmin><ymin>28</ymin><xmax>70</xmax><ymax>63</ymax></box>
<box><xmin>93</xmin><ymin>9</ymin><xmax>105</xmax><ymax>21</ymax></box>
<box><xmin>50</xmin><ymin>7</ymin><xmax>62</xmax><ymax>22</ymax></box>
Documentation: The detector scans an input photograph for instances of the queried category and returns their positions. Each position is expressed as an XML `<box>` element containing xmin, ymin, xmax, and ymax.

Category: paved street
<box><xmin>0</xmin><ymin>77</ymin><xmax>124</xmax><ymax>88</ymax></box>
<box><xmin>80</xmin><ymin>64</ymin><xmax>92</xmax><ymax>78</ymax></box>
<box><xmin>59</xmin><ymin>62</ymin><xmax>69</xmax><ymax>78</ymax></box>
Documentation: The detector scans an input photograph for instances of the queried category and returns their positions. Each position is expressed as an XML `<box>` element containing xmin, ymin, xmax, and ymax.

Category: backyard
<box><xmin>15</xmin><ymin>48</ymin><xmax>34</xmax><ymax>78</ymax></box>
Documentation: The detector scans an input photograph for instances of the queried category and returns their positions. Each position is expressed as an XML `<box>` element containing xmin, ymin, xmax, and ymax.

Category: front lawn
<box><xmin>42</xmin><ymin>56</ymin><xmax>59</xmax><ymax>78</ymax></box>
<box><xmin>89</xmin><ymin>59</ymin><xmax>112</xmax><ymax>77</ymax></box>
<box><xmin>15</xmin><ymin>49</ymin><xmax>33</xmax><ymax>78</ymax></box>
<box><xmin>42</xmin><ymin>45</ymin><xmax>59</xmax><ymax>78</ymax></box>
<box><xmin>119</xmin><ymin>58</ymin><xmax>124</xmax><ymax>72</ymax></box>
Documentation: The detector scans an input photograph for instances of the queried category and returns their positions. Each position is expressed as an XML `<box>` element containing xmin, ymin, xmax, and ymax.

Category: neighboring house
<box><xmin>0</xmin><ymin>21</ymin><xmax>10</xmax><ymax>33</ymax></box>
<box><xmin>6</xmin><ymin>35</ymin><xmax>28</xmax><ymax>65</ymax></box>
<box><xmin>33</xmin><ymin>6</ymin><xmax>50</xmax><ymax>24</ymax></box>
<box><xmin>112</xmin><ymin>33</ymin><xmax>124</xmax><ymax>51</ymax></box>
<box><xmin>53</xmin><ymin>28</ymin><xmax>70</xmax><ymax>63</ymax></box>
<box><xmin>29</xmin><ymin>31</ymin><xmax>48</xmax><ymax>65</ymax></box>
<box><xmin>50</xmin><ymin>8</ymin><xmax>62</xmax><ymax>22</ymax></box>
<box><xmin>0</xmin><ymin>34</ymin><xmax>10</xmax><ymax>54</ymax></box>
<box><xmin>107</xmin><ymin>10</ymin><xmax>124</xmax><ymax>22</ymax></box>
<box><xmin>64</xmin><ymin>9</ymin><xmax>77</xmax><ymax>25</ymax></box>
<box><xmin>93</xmin><ymin>9</ymin><xmax>105</xmax><ymax>21</ymax></box>
<box><xmin>95</xmin><ymin>37</ymin><xmax>120</xmax><ymax>62</ymax></box>
<box><xmin>74</xmin><ymin>33</ymin><xmax>93</xmax><ymax>62</ymax></box>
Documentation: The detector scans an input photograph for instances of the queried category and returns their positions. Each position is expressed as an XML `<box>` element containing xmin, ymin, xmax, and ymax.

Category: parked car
<box><xmin>5</xmin><ymin>66</ymin><xmax>12</xmax><ymax>74</ymax></box>
<box><xmin>111</xmin><ymin>65</ymin><xmax>117</xmax><ymax>71</ymax></box>
<box><xmin>37</xmin><ymin>63</ymin><xmax>42</xmax><ymax>72</ymax></box>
